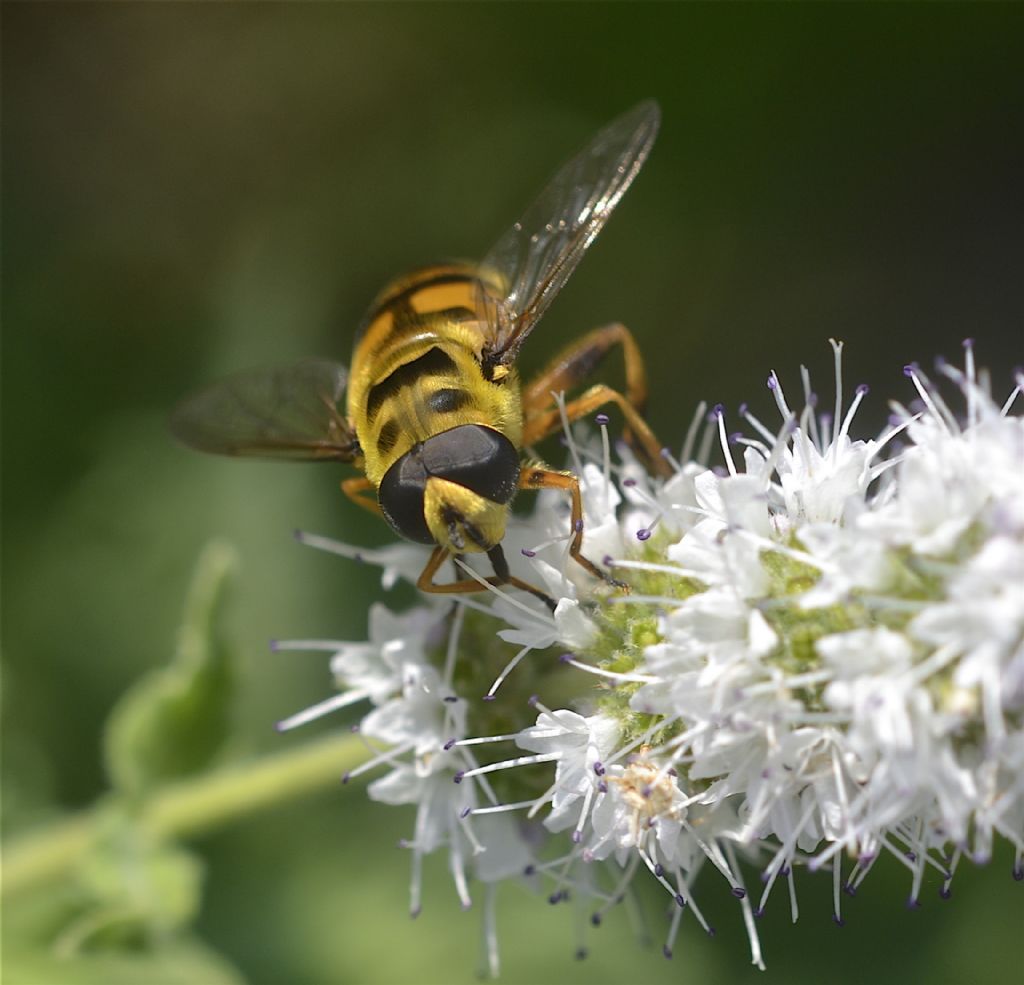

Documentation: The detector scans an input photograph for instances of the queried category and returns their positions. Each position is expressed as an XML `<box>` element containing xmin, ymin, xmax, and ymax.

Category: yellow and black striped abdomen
<box><xmin>348</xmin><ymin>263</ymin><xmax>523</xmax><ymax>488</ymax></box>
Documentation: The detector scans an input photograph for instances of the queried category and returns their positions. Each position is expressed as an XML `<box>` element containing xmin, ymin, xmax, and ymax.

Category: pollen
<box><xmin>611</xmin><ymin>750</ymin><xmax>680</xmax><ymax>822</ymax></box>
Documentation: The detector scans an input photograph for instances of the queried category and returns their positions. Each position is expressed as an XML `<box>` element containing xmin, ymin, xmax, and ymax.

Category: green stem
<box><xmin>2</xmin><ymin>732</ymin><xmax>365</xmax><ymax>897</ymax></box>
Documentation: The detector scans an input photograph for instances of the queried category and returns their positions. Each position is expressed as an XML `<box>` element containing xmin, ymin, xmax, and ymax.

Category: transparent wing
<box><xmin>170</xmin><ymin>359</ymin><xmax>358</xmax><ymax>462</ymax></box>
<box><xmin>478</xmin><ymin>100</ymin><xmax>660</xmax><ymax>365</ymax></box>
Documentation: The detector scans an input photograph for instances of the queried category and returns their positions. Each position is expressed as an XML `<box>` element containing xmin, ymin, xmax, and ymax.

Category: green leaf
<box><xmin>104</xmin><ymin>541</ymin><xmax>238</xmax><ymax>798</ymax></box>
<box><xmin>67</xmin><ymin>809</ymin><xmax>205</xmax><ymax>941</ymax></box>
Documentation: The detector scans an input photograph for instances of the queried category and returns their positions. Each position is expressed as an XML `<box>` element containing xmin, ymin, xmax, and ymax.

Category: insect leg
<box><xmin>416</xmin><ymin>546</ymin><xmax>556</xmax><ymax>611</ymax></box>
<box><xmin>518</xmin><ymin>467</ymin><xmax>628</xmax><ymax>589</ymax></box>
<box><xmin>522</xmin><ymin>384</ymin><xmax>671</xmax><ymax>477</ymax></box>
<box><xmin>522</xmin><ymin>322</ymin><xmax>648</xmax><ymax>413</ymax></box>
<box><xmin>520</xmin><ymin>323</ymin><xmax>670</xmax><ymax>475</ymax></box>
<box><xmin>341</xmin><ymin>476</ymin><xmax>384</xmax><ymax>517</ymax></box>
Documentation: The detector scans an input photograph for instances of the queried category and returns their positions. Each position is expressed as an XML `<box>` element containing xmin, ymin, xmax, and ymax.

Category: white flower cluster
<box><xmin>279</xmin><ymin>342</ymin><xmax>1023</xmax><ymax>973</ymax></box>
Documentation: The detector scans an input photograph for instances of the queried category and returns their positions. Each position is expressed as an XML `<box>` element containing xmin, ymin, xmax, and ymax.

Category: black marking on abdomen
<box><xmin>367</xmin><ymin>347</ymin><xmax>457</xmax><ymax>418</ymax></box>
<box><xmin>380</xmin><ymin>271</ymin><xmax>477</xmax><ymax>317</ymax></box>
<box><xmin>428</xmin><ymin>387</ymin><xmax>471</xmax><ymax>414</ymax></box>
<box><xmin>359</xmin><ymin>270</ymin><xmax>480</xmax><ymax>340</ymax></box>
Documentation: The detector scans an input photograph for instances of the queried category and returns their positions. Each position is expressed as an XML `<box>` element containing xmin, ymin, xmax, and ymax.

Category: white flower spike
<box><xmin>284</xmin><ymin>342</ymin><xmax>1023</xmax><ymax>974</ymax></box>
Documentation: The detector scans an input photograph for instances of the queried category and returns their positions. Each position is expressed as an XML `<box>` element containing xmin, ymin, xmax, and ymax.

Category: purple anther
<box><xmin>575</xmin><ymin>948</ymin><xmax>588</xmax><ymax>961</ymax></box>
<box><xmin>659</xmin><ymin>446</ymin><xmax>671</xmax><ymax>458</ymax></box>
<box><xmin>754</xmin><ymin>907</ymin><xmax>765</xmax><ymax>918</ymax></box>
<box><xmin>443</xmin><ymin>738</ymin><xmax>457</xmax><ymax>751</ymax></box>
<box><xmin>738</xmin><ymin>402</ymin><xmax>749</xmax><ymax>416</ymax></box>
<box><xmin>1013</xmin><ymin>865</ymin><xmax>1024</xmax><ymax>882</ymax></box>
<box><xmin>832</xmin><ymin>915</ymin><xmax>845</xmax><ymax>927</ymax></box>
<box><xmin>559</xmin><ymin>652</ymin><xmax>574</xmax><ymax>663</ymax></box>
<box><xmin>482</xmin><ymin>694</ymin><xmax>496</xmax><ymax>702</ymax></box>
<box><xmin>903</xmin><ymin>363</ymin><xmax>919</xmax><ymax>377</ymax></box>
<box><xmin>939</xmin><ymin>886</ymin><xmax>953</xmax><ymax>900</ymax></box>
<box><xmin>636</xmin><ymin>528</ymin><xmax>652</xmax><ymax>542</ymax></box>
<box><xmin>623</xmin><ymin>477</ymin><xmax>637</xmax><ymax>487</ymax></box>
<box><xmin>595</xmin><ymin>413</ymin><xmax>610</xmax><ymax>426</ymax></box>
<box><xmin>528</xmin><ymin>694</ymin><xmax>539</xmax><ymax>707</ymax></box>
<box><xmin>654</xmin><ymin>863</ymin><xmax>664</xmax><ymax>877</ymax></box>
<box><xmin>662</xmin><ymin>946</ymin><xmax>673</xmax><ymax>960</ymax></box>
<box><xmin>592</xmin><ymin>761</ymin><xmax>605</xmax><ymax>776</ymax></box>
<box><xmin>574</xmin><ymin>518</ymin><xmax>584</xmax><ymax>533</ymax></box>
<box><xmin>521</xmin><ymin>548</ymin><xmax>536</xmax><ymax>558</ymax></box>
<box><xmin>843</xmin><ymin>883</ymin><xmax>857</xmax><ymax>898</ymax></box>
<box><xmin>674</xmin><ymin>894</ymin><xmax>686</xmax><ymax>908</ymax></box>
<box><xmin>444</xmin><ymin>695</ymin><xmax>458</xmax><ymax>703</ymax></box>
<box><xmin>712</xmin><ymin>402</ymin><xmax>725</xmax><ymax>419</ymax></box>
<box><xmin>459</xmin><ymin>806</ymin><xmax>471</xmax><ymax>819</ymax></box>
<box><xmin>767</xmin><ymin>374</ymin><xmax>778</xmax><ymax>390</ymax></box>
<box><xmin>807</xmin><ymin>392</ymin><xmax>819</xmax><ymax>408</ymax></box>
<box><xmin>962</xmin><ymin>337</ymin><xmax>975</xmax><ymax>349</ymax></box>
<box><xmin>906</xmin><ymin>897</ymin><xmax>921</xmax><ymax>910</ymax></box>
<box><xmin>572</xmin><ymin>830</ymin><xmax>582</xmax><ymax>844</ymax></box>
<box><xmin>453</xmin><ymin>771</ymin><xmax>465</xmax><ymax>784</ymax></box>
<box><xmin>602</xmin><ymin>555</ymin><xmax>614</xmax><ymax>567</ymax></box>
<box><xmin>731</xmin><ymin>887</ymin><xmax>746</xmax><ymax>899</ymax></box>
<box><xmin>728</xmin><ymin>431</ymin><xmax>743</xmax><ymax>445</ymax></box>
<box><xmin>341</xmin><ymin>772</ymin><xmax>351</xmax><ymax>785</ymax></box>
<box><xmin>268</xmin><ymin>639</ymin><xmax>280</xmax><ymax>652</ymax></box>
<box><xmin>598</xmin><ymin>781</ymin><xmax>608</xmax><ymax>793</ymax></box>
<box><xmin>523</xmin><ymin>864</ymin><xmax>536</xmax><ymax>876</ymax></box>
<box><xmin>856</xmin><ymin>383</ymin><xmax>869</xmax><ymax>396</ymax></box>
<box><xmin>591</xmin><ymin>913</ymin><xmax>602</xmax><ymax>927</ymax></box>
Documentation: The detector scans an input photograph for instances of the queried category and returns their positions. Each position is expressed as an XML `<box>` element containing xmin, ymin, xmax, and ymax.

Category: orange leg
<box><xmin>518</xmin><ymin>466</ymin><xmax>628</xmax><ymax>589</ymax></box>
<box><xmin>521</xmin><ymin>323</ymin><xmax>670</xmax><ymax>476</ymax></box>
<box><xmin>341</xmin><ymin>476</ymin><xmax>383</xmax><ymax>517</ymax></box>
<box><xmin>416</xmin><ymin>545</ymin><xmax>557</xmax><ymax>611</ymax></box>
<box><xmin>523</xmin><ymin>384</ymin><xmax>670</xmax><ymax>477</ymax></box>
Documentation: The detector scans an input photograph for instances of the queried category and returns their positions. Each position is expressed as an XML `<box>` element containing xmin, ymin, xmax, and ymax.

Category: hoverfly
<box><xmin>172</xmin><ymin>100</ymin><xmax>669</xmax><ymax>609</ymax></box>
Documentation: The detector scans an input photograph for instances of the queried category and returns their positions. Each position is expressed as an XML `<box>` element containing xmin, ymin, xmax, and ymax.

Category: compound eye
<box><xmin>378</xmin><ymin>451</ymin><xmax>433</xmax><ymax>544</ymax></box>
<box><xmin>419</xmin><ymin>425</ymin><xmax>521</xmax><ymax>504</ymax></box>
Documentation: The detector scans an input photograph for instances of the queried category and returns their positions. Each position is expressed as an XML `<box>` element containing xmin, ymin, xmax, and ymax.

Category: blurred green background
<box><xmin>4</xmin><ymin>4</ymin><xmax>1022</xmax><ymax>984</ymax></box>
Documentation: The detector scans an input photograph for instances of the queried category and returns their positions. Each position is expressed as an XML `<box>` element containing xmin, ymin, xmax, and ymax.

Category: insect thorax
<box><xmin>349</xmin><ymin>265</ymin><xmax>523</xmax><ymax>488</ymax></box>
